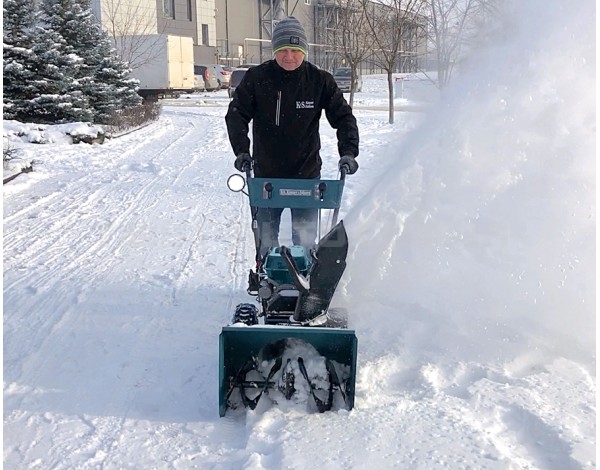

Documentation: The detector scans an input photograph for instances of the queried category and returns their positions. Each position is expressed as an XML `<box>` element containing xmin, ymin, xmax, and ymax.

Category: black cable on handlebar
<box><xmin>244</xmin><ymin>166</ymin><xmax>261</xmax><ymax>263</ymax></box>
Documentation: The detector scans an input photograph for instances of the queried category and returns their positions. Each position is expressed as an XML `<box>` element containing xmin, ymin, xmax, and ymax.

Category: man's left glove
<box><xmin>339</xmin><ymin>154</ymin><xmax>359</xmax><ymax>175</ymax></box>
<box><xmin>234</xmin><ymin>153</ymin><xmax>252</xmax><ymax>172</ymax></box>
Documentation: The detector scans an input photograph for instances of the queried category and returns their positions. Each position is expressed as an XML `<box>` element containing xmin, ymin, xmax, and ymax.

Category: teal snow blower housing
<box><xmin>263</xmin><ymin>245</ymin><xmax>310</xmax><ymax>285</ymax></box>
<box><xmin>219</xmin><ymin>170</ymin><xmax>358</xmax><ymax>416</ymax></box>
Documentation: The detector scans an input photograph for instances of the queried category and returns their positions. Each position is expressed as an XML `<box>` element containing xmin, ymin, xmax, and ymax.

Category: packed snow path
<box><xmin>4</xmin><ymin>102</ymin><xmax>594</xmax><ymax>469</ymax></box>
<box><xmin>3</xmin><ymin>107</ymin><xmax>257</xmax><ymax>466</ymax></box>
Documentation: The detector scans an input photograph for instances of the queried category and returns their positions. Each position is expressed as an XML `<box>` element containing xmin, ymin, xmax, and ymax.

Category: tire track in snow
<box><xmin>3</xmin><ymin>119</ymin><xmax>181</xmax><ymax>292</ymax></box>
<box><xmin>4</xmin><ymin>109</ymin><xmax>234</xmax><ymax>468</ymax></box>
<box><xmin>160</xmin><ymin>114</ymin><xmax>230</xmax><ymax>306</ymax></box>
<box><xmin>2</xmin><ymin>114</ymin><xmax>219</xmax><ymax>389</ymax></box>
<box><xmin>1</xmin><ymin>118</ymin><xmax>170</xmax><ymax>228</ymax></box>
<box><xmin>225</xmin><ymin>192</ymin><xmax>252</xmax><ymax>316</ymax></box>
<box><xmin>5</xmin><ymin>116</ymin><xmax>208</xmax><ymax>295</ymax></box>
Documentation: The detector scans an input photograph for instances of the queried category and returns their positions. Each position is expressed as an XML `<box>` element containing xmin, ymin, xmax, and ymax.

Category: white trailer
<box><xmin>118</xmin><ymin>34</ymin><xmax>194</xmax><ymax>99</ymax></box>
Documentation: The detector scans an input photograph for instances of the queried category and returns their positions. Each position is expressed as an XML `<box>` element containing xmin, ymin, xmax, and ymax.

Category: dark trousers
<box><xmin>255</xmin><ymin>207</ymin><xmax>319</xmax><ymax>259</ymax></box>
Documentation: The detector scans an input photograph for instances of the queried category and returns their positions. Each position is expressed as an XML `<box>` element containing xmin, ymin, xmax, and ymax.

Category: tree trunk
<box><xmin>387</xmin><ymin>71</ymin><xmax>395</xmax><ymax>124</ymax></box>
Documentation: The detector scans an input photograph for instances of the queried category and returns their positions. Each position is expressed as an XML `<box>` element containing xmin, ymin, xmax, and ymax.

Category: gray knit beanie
<box><xmin>272</xmin><ymin>17</ymin><xmax>308</xmax><ymax>55</ymax></box>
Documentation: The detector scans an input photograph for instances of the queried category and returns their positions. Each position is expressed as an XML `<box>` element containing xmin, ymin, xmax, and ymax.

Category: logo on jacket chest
<box><xmin>296</xmin><ymin>101</ymin><xmax>315</xmax><ymax>109</ymax></box>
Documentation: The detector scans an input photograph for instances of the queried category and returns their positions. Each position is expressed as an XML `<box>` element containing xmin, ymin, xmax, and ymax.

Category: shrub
<box><xmin>3</xmin><ymin>141</ymin><xmax>19</xmax><ymax>169</ymax></box>
<box><xmin>103</xmin><ymin>101</ymin><xmax>161</xmax><ymax>135</ymax></box>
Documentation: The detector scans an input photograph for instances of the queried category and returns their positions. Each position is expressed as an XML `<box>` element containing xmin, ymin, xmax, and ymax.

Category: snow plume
<box><xmin>341</xmin><ymin>0</ymin><xmax>595</xmax><ymax>369</ymax></box>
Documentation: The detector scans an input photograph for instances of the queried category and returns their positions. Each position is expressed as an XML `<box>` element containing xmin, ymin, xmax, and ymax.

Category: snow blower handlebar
<box><xmin>243</xmin><ymin>174</ymin><xmax>346</xmax><ymax>210</ymax></box>
<box><xmin>227</xmin><ymin>164</ymin><xmax>348</xmax><ymax>262</ymax></box>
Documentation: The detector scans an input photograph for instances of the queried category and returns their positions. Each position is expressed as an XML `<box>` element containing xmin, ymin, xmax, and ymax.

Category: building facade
<box><xmin>214</xmin><ymin>0</ymin><xmax>426</xmax><ymax>72</ymax></box>
<box><xmin>92</xmin><ymin>0</ymin><xmax>426</xmax><ymax>72</ymax></box>
<box><xmin>91</xmin><ymin>0</ymin><xmax>217</xmax><ymax>63</ymax></box>
<box><xmin>214</xmin><ymin>0</ymin><xmax>314</xmax><ymax>66</ymax></box>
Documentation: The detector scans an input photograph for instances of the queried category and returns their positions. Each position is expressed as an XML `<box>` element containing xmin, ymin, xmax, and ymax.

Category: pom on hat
<box><xmin>272</xmin><ymin>16</ymin><xmax>308</xmax><ymax>55</ymax></box>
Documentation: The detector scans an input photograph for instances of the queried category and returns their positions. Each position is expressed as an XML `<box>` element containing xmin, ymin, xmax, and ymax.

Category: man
<box><xmin>225</xmin><ymin>16</ymin><xmax>359</xmax><ymax>265</ymax></box>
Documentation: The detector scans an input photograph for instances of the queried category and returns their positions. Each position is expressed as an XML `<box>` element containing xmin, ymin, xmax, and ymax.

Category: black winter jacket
<box><xmin>225</xmin><ymin>60</ymin><xmax>359</xmax><ymax>178</ymax></box>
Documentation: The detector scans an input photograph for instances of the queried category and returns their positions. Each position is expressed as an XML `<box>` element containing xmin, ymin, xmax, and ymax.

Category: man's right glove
<box><xmin>339</xmin><ymin>154</ymin><xmax>359</xmax><ymax>175</ymax></box>
<box><xmin>234</xmin><ymin>153</ymin><xmax>252</xmax><ymax>172</ymax></box>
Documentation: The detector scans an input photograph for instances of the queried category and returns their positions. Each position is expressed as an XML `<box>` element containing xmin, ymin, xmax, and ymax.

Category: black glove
<box><xmin>339</xmin><ymin>154</ymin><xmax>359</xmax><ymax>175</ymax></box>
<box><xmin>234</xmin><ymin>153</ymin><xmax>252</xmax><ymax>172</ymax></box>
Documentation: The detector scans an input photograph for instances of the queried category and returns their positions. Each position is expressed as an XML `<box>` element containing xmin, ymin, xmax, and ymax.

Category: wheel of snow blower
<box><xmin>232</xmin><ymin>303</ymin><xmax>259</xmax><ymax>326</ymax></box>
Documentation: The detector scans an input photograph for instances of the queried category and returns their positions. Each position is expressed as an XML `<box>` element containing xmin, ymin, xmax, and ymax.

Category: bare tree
<box><xmin>425</xmin><ymin>0</ymin><xmax>496</xmax><ymax>89</ymax></box>
<box><xmin>362</xmin><ymin>0</ymin><xmax>428</xmax><ymax>123</ymax></box>
<box><xmin>96</xmin><ymin>0</ymin><xmax>166</xmax><ymax>69</ymax></box>
<box><xmin>334</xmin><ymin>0</ymin><xmax>373</xmax><ymax>107</ymax></box>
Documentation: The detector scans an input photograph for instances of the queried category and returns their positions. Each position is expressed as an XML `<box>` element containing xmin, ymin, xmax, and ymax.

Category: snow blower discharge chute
<box><xmin>219</xmin><ymin>169</ymin><xmax>358</xmax><ymax>416</ymax></box>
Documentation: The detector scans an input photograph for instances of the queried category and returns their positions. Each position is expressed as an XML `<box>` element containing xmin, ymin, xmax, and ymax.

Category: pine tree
<box><xmin>3</xmin><ymin>0</ymin><xmax>92</xmax><ymax>123</ymax></box>
<box><xmin>39</xmin><ymin>0</ymin><xmax>141</xmax><ymax>123</ymax></box>
<box><xmin>86</xmin><ymin>39</ymin><xmax>142</xmax><ymax>123</ymax></box>
<box><xmin>3</xmin><ymin>0</ymin><xmax>37</xmax><ymax>48</ymax></box>
<box><xmin>25</xmin><ymin>27</ymin><xmax>94</xmax><ymax>123</ymax></box>
<box><xmin>3</xmin><ymin>0</ymin><xmax>39</xmax><ymax>120</ymax></box>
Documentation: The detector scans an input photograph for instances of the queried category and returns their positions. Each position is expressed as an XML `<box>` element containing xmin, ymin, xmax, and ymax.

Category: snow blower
<box><xmin>219</xmin><ymin>169</ymin><xmax>358</xmax><ymax>416</ymax></box>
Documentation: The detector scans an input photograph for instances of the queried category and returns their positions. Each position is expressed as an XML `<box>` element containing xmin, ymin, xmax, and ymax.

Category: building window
<box><xmin>202</xmin><ymin>24</ymin><xmax>209</xmax><ymax>46</ymax></box>
<box><xmin>305</xmin><ymin>0</ymin><xmax>311</xmax><ymax>4</ymax></box>
<box><xmin>187</xmin><ymin>0</ymin><xmax>192</xmax><ymax>20</ymax></box>
<box><xmin>163</xmin><ymin>0</ymin><xmax>175</xmax><ymax>18</ymax></box>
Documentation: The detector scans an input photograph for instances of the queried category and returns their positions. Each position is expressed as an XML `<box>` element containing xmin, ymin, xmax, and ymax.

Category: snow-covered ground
<box><xmin>3</xmin><ymin>1</ymin><xmax>595</xmax><ymax>468</ymax></box>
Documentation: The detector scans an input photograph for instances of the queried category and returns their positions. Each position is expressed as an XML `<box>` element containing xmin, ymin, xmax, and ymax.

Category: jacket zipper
<box><xmin>275</xmin><ymin>91</ymin><xmax>281</xmax><ymax>126</ymax></box>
